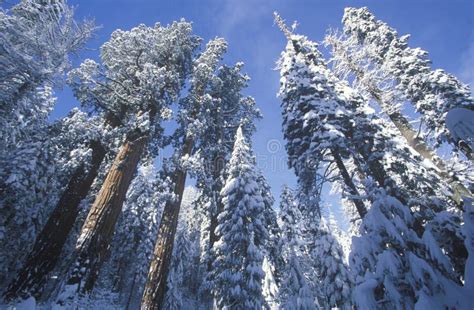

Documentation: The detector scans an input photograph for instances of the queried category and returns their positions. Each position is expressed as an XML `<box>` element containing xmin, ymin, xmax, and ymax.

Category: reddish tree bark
<box><xmin>67</xmin><ymin>131</ymin><xmax>148</xmax><ymax>293</ymax></box>
<box><xmin>141</xmin><ymin>136</ymin><xmax>194</xmax><ymax>310</ymax></box>
<box><xmin>3</xmin><ymin>140</ymin><xmax>106</xmax><ymax>301</ymax></box>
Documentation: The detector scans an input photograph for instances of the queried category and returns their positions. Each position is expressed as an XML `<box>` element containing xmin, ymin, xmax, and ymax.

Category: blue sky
<box><xmin>50</xmin><ymin>0</ymin><xmax>473</xmax><ymax>209</ymax></box>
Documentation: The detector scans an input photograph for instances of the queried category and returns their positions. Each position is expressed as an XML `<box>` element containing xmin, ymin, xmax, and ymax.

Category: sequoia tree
<box><xmin>0</xmin><ymin>0</ymin><xmax>93</xmax><ymax>293</ymax></box>
<box><xmin>62</xmin><ymin>21</ymin><xmax>201</xmax><ymax>295</ymax></box>
<box><xmin>141</xmin><ymin>38</ymin><xmax>227</xmax><ymax>309</ymax></box>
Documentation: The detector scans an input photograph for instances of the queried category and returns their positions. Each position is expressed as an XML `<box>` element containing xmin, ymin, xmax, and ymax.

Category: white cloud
<box><xmin>210</xmin><ymin>0</ymin><xmax>271</xmax><ymax>39</ymax></box>
<box><xmin>206</xmin><ymin>0</ymin><xmax>290</xmax><ymax>92</ymax></box>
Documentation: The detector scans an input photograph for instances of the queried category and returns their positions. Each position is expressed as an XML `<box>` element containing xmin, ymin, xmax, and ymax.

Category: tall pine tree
<box><xmin>325</xmin><ymin>7</ymin><xmax>473</xmax><ymax>207</ymax></box>
<box><xmin>275</xmin><ymin>13</ymin><xmax>465</xmax><ymax>308</ymax></box>
<box><xmin>278</xmin><ymin>185</ymin><xmax>316</xmax><ymax>310</ymax></box>
<box><xmin>213</xmin><ymin>127</ymin><xmax>268</xmax><ymax>309</ymax></box>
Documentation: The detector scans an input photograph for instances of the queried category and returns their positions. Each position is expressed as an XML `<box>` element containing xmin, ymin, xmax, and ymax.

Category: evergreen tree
<box><xmin>163</xmin><ymin>228</ymin><xmax>189</xmax><ymax>310</ymax></box>
<box><xmin>339</xmin><ymin>56</ymin><xmax>466</xmax><ymax>308</ymax></box>
<box><xmin>275</xmin><ymin>13</ymin><xmax>465</xmax><ymax>308</ymax></box>
<box><xmin>278</xmin><ymin>185</ymin><xmax>316</xmax><ymax>310</ymax></box>
<box><xmin>262</xmin><ymin>257</ymin><xmax>279</xmax><ymax>310</ymax></box>
<box><xmin>311</xmin><ymin>218</ymin><xmax>352</xmax><ymax>309</ymax></box>
<box><xmin>350</xmin><ymin>184</ymin><xmax>463</xmax><ymax>309</ymax></box>
<box><xmin>162</xmin><ymin>186</ymin><xmax>201</xmax><ymax>309</ymax></box>
<box><xmin>256</xmin><ymin>171</ymin><xmax>285</xmax><ymax>304</ymax></box>
<box><xmin>1</xmin><ymin>109</ymin><xmax>105</xmax><ymax>298</ymax></box>
<box><xmin>275</xmin><ymin>15</ymin><xmax>361</xmax><ymax>307</ymax></box>
<box><xmin>190</xmin><ymin>63</ymin><xmax>261</xmax><ymax>297</ymax></box>
<box><xmin>257</xmin><ymin>174</ymin><xmax>283</xmax><ymax>264</ymax></box>
<box><xmin>326</xmin><ymin>207</ymin><xmax>352</xmax><ymax>262</ymax></box>
<box><xmin>325</xmin><ymin>8</ymin><xmax>473</xmax><ymax>208</ymax></box>
<box><xmin>64</xmin><ymin>20</ymin><xmax>201</xmax><ymax>295</ymax></box>
<box><xmin>275</xmin><ymin>13</ymin><xmax>368</xmax><ymax>220</ymax></box>
<box><xmin>213</xmin><ymin>127</ymin><xmax>267</xmax><ymax>309</ymax></box>
<box><xmin>343</xmin><ymin>7</ymin><xmax>474</xmax><ymax>153</ymax></box>
<box><xmin>347</xmin><ymin>77</ymin><xmax>467</xmax><ymax>282</ymax></box>
<box><xmin>141</xmin><ymin>38</ymin><xmax>228</xmax><ymax>309</ymax></box>
<box><xmin>0</xmin><ymin>0</ymin><xmax>93</xmax><ymax>153</ymax></box>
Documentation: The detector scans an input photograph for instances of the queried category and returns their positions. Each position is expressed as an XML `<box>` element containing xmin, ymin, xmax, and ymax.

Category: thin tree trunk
<box><xmin>3</xmin><ymin>140</ymin><xmax>106</xmax><ymax>301</ymax></box>
<box><xmin>125</xmin><ymin>272</ymin><xmax>138</xmax><ymax>310</ymax></box>
<box><xmin>330</xmin><ymin>39</ymin><xmax>472</xmax><ymax>206</ymax></box>
<box><xmin>372</xmin><ymin>90</ymin><xmax>472</xmax><ymax>207</ymax></box>
<box><xmin>67</xmin><ymin>131</ymin><xmax>148</xmax><ymax>293</ymax></box>
<box><xmin>141</xmin><ymin>136</ymin><xmax>194</xmax><ymax>310</ymax></box>
<box><xmin>275</xmin><ymin>24</ymin><xmax>368</xmax><ymax>220</ymax></box>
<box><xmin>331</xmin><ymin>150</ymin><xmax>368</xmax><ymax>219</ymax></box>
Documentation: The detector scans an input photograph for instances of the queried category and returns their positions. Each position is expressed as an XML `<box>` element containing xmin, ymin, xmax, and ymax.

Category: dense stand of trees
<box><xmin>0</xmin><ymin>1</ymin><xmax>472</xmax><ymax>309</ymax></box>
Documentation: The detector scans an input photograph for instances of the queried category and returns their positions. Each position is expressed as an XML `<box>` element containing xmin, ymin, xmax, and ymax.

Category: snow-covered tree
<box><xmin>326</xmin><ymin>207</ymin><xmax>352</xmax><ymax>262</ymax></box>
<box><xmin>343</xmin><ymin>7</ymin><xmax>474</xmax><ymax>145</ymax></box>
<box><xmin>350</xmin><ymin>184</ymin><xmax>463</xmax><ymax>309</ymax></box>
<box><xmin>346</xmin><ymin>76</ymin><xmax>467</xmax><ymax>282</ymax></box>
<box><xmin>325</xmin><ymin>39</ymin><xmax>465</xmax><ymax>310</ymax></box>
<box><xmin>1</xmin><ymin>108</ymin><xmax>105</xmax><ymax>298</ymax></box>
<box><xmin>213</xmin><ymin>127</ymin><xmax>267</xmax><ymax>309</ymax></box>
<box><xmin>141</xmin><ymin>38</ymin><xmax>228</xmax><ymax>309</ymax></box>
<box><xmin>0</xmin><ymin>0</ymin><xmax>94</xmax><ymax>153</ymax></box>
<box><xmin>342</xmin><ymin>62</ymin><xmax>466</xmax><ymax>309</ymax></box>
<box><xmin>64</xmin><ymin>20</ymin><xmax>201</xmax><ymax>295</ymax></box>
<box><xmin>178</xmin><ymin>186</ymin><xmax>203</xmax><ymax>300</ymax></box>
<box><xmin>278</xmin><ymin>185</ymin><xmax>316</xmax><ymax>310</ymax></box>
<box><xmin>163</xmin><ymin>227</ymin><xmax>189</xmax><ymax>310</ymax></box>
<box><xmin>275</xmin><ymin>15</ymin><xmax>362</xmax><ymax>307</ymax></box>
<box><xmin>275</xmin><ymin>13</ymin><xmax>465</xmax><ymax>308</ymax></box>
<box><xmin>275</xmin><ymin>13</ymin><xmax>368</xmax><ymax>220</ymax></box>
<box><xmin>294</xmin><ymin>191</ymin><xmax>352</xmax><ymax>309</ymax></box>
<box><xmin>325</xmin><ymin>8</ymin><xmax>473</xmax><ymax>210</ymax></box>
<box><xmin>253</xmin><ymin>172</ymin><xmax>284</xmax><ymax>308</ymax></box>
<box><xmin>190</xmin><ymin>63</ymin><xmax>261</xmax><ymax>297</ymax></box>
<box><xmin>281</xmin><ymin>248</ymin><xmax>316</xmax><ymax>310</ymax></box>
<box><xmin>162</xmin><ymin>186</ymin><xmax>202</xmax><ymax>309</ymax></box>
<box><xmin>311</xmin><ymin>217</ymin><xmax>352</xmax><ymax>309</ymax></box>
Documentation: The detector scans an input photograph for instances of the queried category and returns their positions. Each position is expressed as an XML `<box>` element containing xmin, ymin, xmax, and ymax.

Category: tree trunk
<box><xmin>331</xmin><ymin>150</ymin><xmax>367</xmax><ymax>219</ymax></box>
<box><xmin>125</xmin><ymin>272</ymin><xmax>138</xmax><ymax>310</ymax></box>
<box><xmin>3</xmin><ymin>140</ymin><xmax>106</xmax><ymax>301</ymax></box>
<box><xmin>141</xmin><ymin>136</ymin><xmax>194</xmax><ymax>310</ymax></box>
<box><xmin>281</xmin><ymin>32</ymin><xmax>368</xmax><ymax>220</ymax></box>
<box><xmin>330</xmin><ymin>40</ymin><xmax>472</xmax><ymax>207</ymax></box>
<box><xmin>67</xmin><ymin>131</ymin><xmax>148</xmax><ymax>293</ymax></box>
<box><xmin>372</xmin><ymin>90</ymin><xmax>472</xmax><ymax>207</ymax></box>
